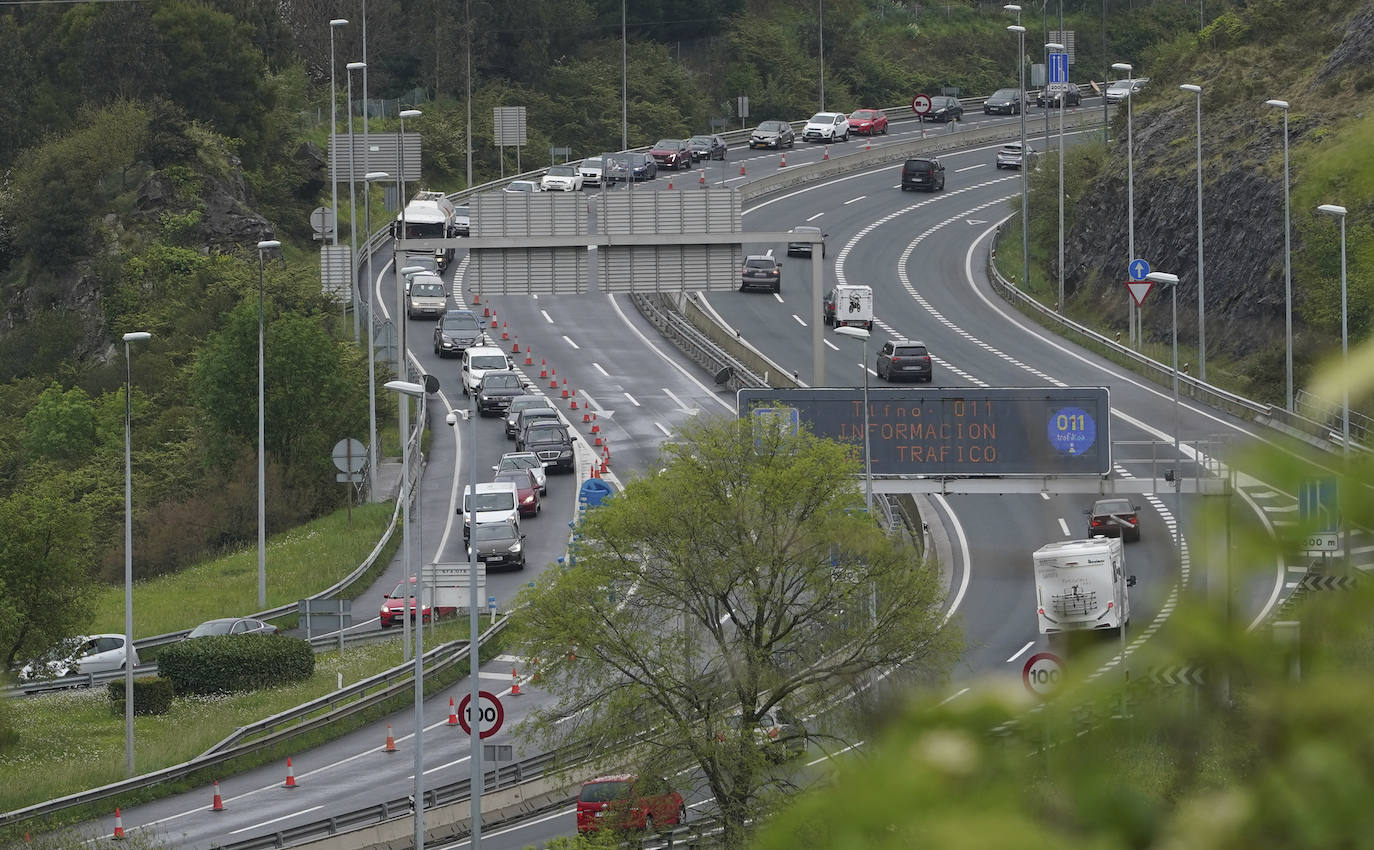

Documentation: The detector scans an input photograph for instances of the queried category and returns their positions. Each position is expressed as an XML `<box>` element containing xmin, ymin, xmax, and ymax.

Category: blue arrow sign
<box><xmin>1129</xmin><ymin>258</ymin><xmax>1151</xmax><ymax>281</ymax></box>
<box><xmin>1048</xmin><ymin>52</ymin><xmax>1069</xmax><ymax>84</ymax></box>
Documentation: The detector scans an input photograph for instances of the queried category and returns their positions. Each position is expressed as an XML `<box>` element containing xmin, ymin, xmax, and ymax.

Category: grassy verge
<box><xmin>2</xmin><ymin>614</ymin><xmax>510</xmax><ymax>838</ymax></box>
<box><xmin>87</xmin><ymin>502</ymin><xmax>396</xmax><ymax>639</ymax></box>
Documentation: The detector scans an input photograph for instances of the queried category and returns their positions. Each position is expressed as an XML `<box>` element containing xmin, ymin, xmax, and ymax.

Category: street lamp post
<box><xmin>363</xmin><ymin>170</ymin><xmax>389</xmax><ymax>502</ymax></box>
<box><xmin>1316</xmin><ymin>203</ymin><xmax>1349</xmax><ymax>564</ymax></box>
<box><xmin>256</xmin><ymin>240</ymin><xmax>280</xmax><ymax>610</ymax></box>
<box><xmin>465</xmin><ymin>0</ymin><xmax>473</xmax><ymax>187</ymax></box>
<box><xmin>122</xmin><ymin>330</ymin><xmax>151</xmax><ymax>777</ymax></box>
<box><xmin>448</xmin><ymin>383</ymin><xmax>483</xmax><ymax>850</ymax></box>
<box><xmin>1146</xmin><ymin>271</ymin><xmax>1182</xmax><ymax>592</ymax></box>
<box><xmin>834</xmin><ymin>326</ymin><xmax>873</xmax><ymax>512</ymax></box>
<box><xmin>329</xmin><ymin>19</ymin><xmax>353</xmax><ymax>341</ymax></box>
<box><xmin>1048</xmin><ymin>41</ymin><xmax>1065</xmax><ymax>313</ymax></box>
<box><xmin>1008</xmin><ymin>21</ymin><xmax>1030</xmax><ymax>291</ymax></box>
<box><xmin>1266</xmin><ymin>98</ymin><xmax>1293</xmax><ymax>411</ymax></box>
<box><xmin>621</xmin><ymin>0</ymin><xmax>628</xmax><ymax>151</ymax></box>
<box><xmin>1113</xmin><ymin>62</ymin><xmax>1136</xmax><ymax>347</ymax></box>
<box><xmin>387</xmin><ymin>379</ymin><xmax>428</xmax><ymax>850</ymax></box>
<box><xmin>1181</xmin><ymin>84</ymin><xmax>1205</xmax><ymax>381</ymax></box>
<box><xmin>397</xmin><ymin>262</ymin><xmax>429</xmax><ymax>663</ymax></box>
<box><xmin>818</xmin><ymin>0</ymin><xmax>825</xmax><ymax>111</ymax></box>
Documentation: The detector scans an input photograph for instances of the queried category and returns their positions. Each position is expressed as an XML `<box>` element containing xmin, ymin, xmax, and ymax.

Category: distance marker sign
<box><xmin>738</xmin><ymin>387</ymin><xmax>1110</xmax><ymax>476</ymax></box>
<box><xmin>457</xmin><ymin>690</ymin><xmax>505</xmax><ymax>739</ymax></box>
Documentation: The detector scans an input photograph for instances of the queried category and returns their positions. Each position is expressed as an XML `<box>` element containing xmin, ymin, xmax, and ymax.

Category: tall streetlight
<box><xmin>834</xmin><ymin>326</ymin><xmax>873</xmax><ymax>512</ymax></box>
<box><xmin>359</xmin><ymin>0</ymin><xmax>370</xmax><ymax>232</ymax></box>
<box><xmin>449</xmin><ymin>378</ymin><xmax>482</xmax><ymax>850</ymax></box>
<box><xmin>329</xmin><ymin>19</ymin><xmax>353</xmax><ymax>341</ymax></box>
<box><xmin>1316</xmin><ymin>203</ymin><xmax>1349</xmax><ymax>564</ymax></box>
<box><xmin>1049</xmin><ymin>41</ymin><xmax>1066</xmax><ymax>313</ymax></box>
<box><xmin>363</xmin><ymin>170</ymin><xmax>389</xmax><ymax>502</ymax></box>
<box><xmin>1266</xmin><ymin>98</ymin><xmax>1293</xmax><ymax>411</ymax></box>
<box><xmin>395</xmin><ymin>263</ymin><xmax>428</xmax><ymax>663</ymax></box>
<box><xmin>1146</xmin><ymin>271</ymin><xmax>1182</xmax><ymax>580</ymax></box>
<box><xmin>122</xmin><ymin>329</ymin><xmax>151</xmax><ymax>777</ymax></box>
<box><xmin>1113</xmin><ymin>62</ymin><xmax>1136</xmax><ymax>347</ymax></box>
<box><xmin>392</xmin><ymin>111</ymin><xmax>422</xmax><ymax>651</ymax></box>
<box><xmin>621</xmin><ymin>0</ymin><xmax>628</xmax><ymax>151</ymax></box>
<box><xmin>256</xmin><ymin>240</ymin><xmax>280</xmax><ymax>610</ymax></box>
<box><xmin>1009</xmin><ymin>22</ymin><xmax>1030</xmax><ymax>291</ymax></box>
<box><xmin>818</xmin><ymin>0</ymin><xmax>825</xmax><ymax>111</ymax></box>
<box><xmin>1181</xmin><ymin>84</ymin><xmax>1206</xmax><ymax>381</ymax></box>
<box><xmin>465</xmin><ymin>0</ymin><xmax>473</xmax><ymax>187</ymax></box>
<box><xmin>346</xmin><ymin>60</ymin><xmax>366</xmax><ymax>347</ymax></box>
<box><xmin>387</xmin><ymin>379</ymin><xmax>428</xmax><ymax>850</ymax></box>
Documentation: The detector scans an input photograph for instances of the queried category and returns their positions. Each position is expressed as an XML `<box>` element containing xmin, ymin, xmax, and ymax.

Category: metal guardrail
<box><xmin>0</xmin><ymin>617</ymin><xmax>505</xmax><ymax>828</ymax></box>
<box><xmin>630</xmin><ymin>292</ymin><xmax>766</xmax><ymax>393</ymax></box>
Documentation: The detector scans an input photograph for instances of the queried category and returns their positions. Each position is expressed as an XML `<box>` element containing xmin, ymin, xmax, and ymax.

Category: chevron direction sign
<box><xmin>1299</xmin><ymin>573</ymin><xmax>1361</xmax><ymax>591</ymax></box>
<box><xmin>1148</xmin><ymin>666</ymin><xmax>1206</xmax><ymax>686</ymax></box>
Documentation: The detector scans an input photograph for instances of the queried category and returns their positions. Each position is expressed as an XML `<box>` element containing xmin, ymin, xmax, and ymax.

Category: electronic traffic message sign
<box><xmin>737</xmin><ymin>387</ymin><xmax>1111</xmax><ymax>476</ymax></box>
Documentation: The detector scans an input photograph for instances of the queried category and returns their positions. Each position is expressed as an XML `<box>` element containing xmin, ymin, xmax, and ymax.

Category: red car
<box><xmin>848</xmin><ymin>108</ymin><xmax>888</xmax><ymax>136</ymax></box>
<box><xmin>576</xmin><ymin>775</ymin><xmax>686</xmax><ymax>834</ymax></box>
<box><xmin>379</xmin><ymin>577</ymin><xmax>455</xmax><ymax>628</ymax></box>
<box><xmin>648</xmin><ymin>138</ymin><xmax>692</xmax><ymax>170</ymax></box>
<box><xmin>493</xmin><ymin>468</ymin><xmax>540</xmax><ymax>517</ymax></box>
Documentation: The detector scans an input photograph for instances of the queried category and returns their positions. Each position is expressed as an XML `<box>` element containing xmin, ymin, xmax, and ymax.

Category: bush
<box><xmin>156</xmin><ymin>635</ymin><xmax>314</xmax><ymax>695</ymax></box>
<box><xmin>107</xmin><ymin>676</ymin><xmax>175</xmax><ymax>716</ymax></box>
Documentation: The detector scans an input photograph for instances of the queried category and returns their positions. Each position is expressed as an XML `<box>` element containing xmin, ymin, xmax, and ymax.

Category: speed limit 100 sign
<box><xmin>457</xmin><ymin>690</ymin><xmax>505</xmax><ymax>739</ymax></box>
<box><xmin>1022</xmin><ymin>652</ymin><xmax>1064</xmax><ymax>697</ymax></box>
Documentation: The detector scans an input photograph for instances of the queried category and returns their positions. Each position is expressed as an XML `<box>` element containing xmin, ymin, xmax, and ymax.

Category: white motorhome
<box><xmin>823</xmin><ymin>284</ymin><xmax>874</xmax><ymax>330</ymax></box>
<box><xmin>1033</xmin><ymin>537</ymin><xmax>1133</xmax><ymax>635</ymax></box>
<box><xmin>395</xmin><ymin>190</ymin><xmax>459</xmax><ymax>269</ymax></box>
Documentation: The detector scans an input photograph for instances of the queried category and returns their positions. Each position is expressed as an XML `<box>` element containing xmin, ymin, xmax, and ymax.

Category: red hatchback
<box><xmin>848</xmin><ymin>108</ymin><xmax>888</xmax><ymax>135</ymax></box>
<box><xmin>379</xmin><ymin>577</ymin><xmax>456</xmax><ymax>628</ymax></box>
<box><xmin>576</xmin><ymin>775</ymin><xmax>686</xmax><ymax>834</ymax></box>
<box><xmin>493</xmin><ymin>468</ymin><xmax>540</xmax><ymax>517</ymax></box>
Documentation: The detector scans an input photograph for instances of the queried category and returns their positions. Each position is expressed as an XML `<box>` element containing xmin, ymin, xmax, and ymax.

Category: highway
<box><xmin>55</xmin><ymin>96</ymin><xmax>1371</xmax><ymax>848</ymax></box>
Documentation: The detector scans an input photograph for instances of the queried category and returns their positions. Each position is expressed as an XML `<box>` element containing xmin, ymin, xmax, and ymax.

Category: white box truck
<box><xmin>822</xmin><ymin>284</ymin><xmax>874</xmax><ymax>330</ymax></box>
<box><xmin>1033</xmin><ymin>538</ymin><xmax>1134</xmax><ymax>635</ymax></box>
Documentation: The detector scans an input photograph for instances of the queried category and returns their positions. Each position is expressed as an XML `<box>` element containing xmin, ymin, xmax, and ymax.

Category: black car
<box><xmin>1087</xmin><ymin>498</ymin><xmax>1141</xmax><ymax>541</ymax></box>
<box><xmin>786</xmin><ymin>226</ymin><xmax>826</xmax><ymax>258</ymax></box>
<box><xmin>984</xmin><ymin>88</ymin><xmax>1022</xmax><ymax>115</ymax></box>
<box><xmin>517</xmin><ymin>421</ymin><xmax>575</xmax><ymax>473</ymax></box>
<box><xmin>1036</xmin><ymin>86</ymin><xmax>1082</xmax><ymax>108</ymax></box>
<box><xmin>476</xmin><ymin>371</ymin><xmax>526</xmax><ymax>416</ymax></box>
<box><xmin>749</xmin><ymin>120</ymin><xmax>795</xmax><ymax>150</ymax></box>
<box><xmin>467</xmin><ymin>521</ymin><xmax>526</xmax><ymax>571</ymax></box>
<box><xmin>740</xmin><ymin>255</ymin><xmax>781</xmax><ymax>293</ymax></box>
<box><xmin>433</xmin><ymin>309</ymin><xmax>483</xmax><ymax>357</ymax></box>
<box><xmin>603</xmin><ymin>152</ymin><xmax>657</xmax><ymax>182</ymax></box>
<box><xmin>504</xmin><ymin>395</ymin><xmax>552</xmax><ymax>439</ymax></box>
<box><xmin>186</xmin><ymin>617</ymin><xmax>279</xmax><ymax>638</ymax></box>
<box><xmin>900</xmin><ymin>158</ymin><xmax>945</xmax><ymax>192</ymax></box>
<box><xmin>687</xmin><ymin>134</ymin><xmax>728</xmax><ymax>161</ymax></box>
<box><xmin>927</xmin><ymin>95</ymin><xmax>964</xmax><ymax>122</ymax></box>
<box><xmin>875</xmin><ymin>339</ymin><xmax>933</xmax><ymax>383</ymax></box>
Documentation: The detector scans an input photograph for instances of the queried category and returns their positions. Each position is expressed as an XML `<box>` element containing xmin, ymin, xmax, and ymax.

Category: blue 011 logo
<box><xmin>1047</xmin><ymin>407</ymin><xmax>1096</xmax><ymax>455</ymax></box>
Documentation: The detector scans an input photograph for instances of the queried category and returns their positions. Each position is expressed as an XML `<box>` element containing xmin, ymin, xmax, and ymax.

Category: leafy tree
<box><xmin>0</xmin><ymin>480</ymin><xmax>97</xmax><ymax>671</ymax></box>
<box><xmin>509</xmin><ymin>416</ymin><xmax>959</xmax><ymax>848</ymax></box>
<box><xmin>22</xmin><ymin>382</ymin><xmax>99</xmax><ymax>464</ymax></box>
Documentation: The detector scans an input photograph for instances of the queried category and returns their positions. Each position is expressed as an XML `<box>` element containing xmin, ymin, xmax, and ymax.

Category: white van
<box><xmin>460</xmin><ymin>481</ymin><xmax>520</xmax><ymax>541</ymax></box>
<box><xmin>462</xmin><ymin>345</ymin><xmax>514</xmax><ymax>395</ymax></box>
<box><xmin>406</xmin><ymin>273</ymin><xmax>448</xmax><ymax>319</ymax></box>
<box><xmin>822</xmin><ymin>284</ymin><xmax>874</xmax><ymax>330</ymax></box>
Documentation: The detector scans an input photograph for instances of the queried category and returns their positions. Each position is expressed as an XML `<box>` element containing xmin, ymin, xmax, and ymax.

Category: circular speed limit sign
<box><xmin>911</xmin><ymin>93</ymin><xmax>933</xmax><ymax>115</ymax></box>
<box><xmin>1022</xmin><ymin>652</ymin><xmax>1064</xmax><ymax>697</ymax></box>
<box><xmin>457</xmin><ymin>690</ymin><xmax>505</xmax><ymax>739</ymax></box>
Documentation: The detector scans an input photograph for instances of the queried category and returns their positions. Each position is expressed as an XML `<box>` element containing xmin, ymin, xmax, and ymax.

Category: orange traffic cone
<box><xmin>823</xmin><ymin>146</ymin><xmax>830</xmax><ymax>160</ymax></box>
<box><xmin>549</xmin><ymin>368</ymin><xmax>559</xmax><ymax>389</ymax></box>
<box><xmin>667</xmin><ymin>179</ymin><xmax>674</xmax><ymax>190</ymax></box>
<box><xmin>384</xmin><ymin>724</ymin><xmax>398</xmax><ymax>753</ymax></box>
<box><xmin>739</xmin><ymin>163</ymin><xmax>746</xmax><ymax>176</ymax></box>
<box><xmin>112</xmin><ymin>808</ymin><xmax>126</xmax><ymax>840</ymax></box>
<box><xmin>594</xmin><ymin>433</ymin><xmax>603</xmax><ymax>447</ymax></box>
<box><xmin>570</xmin><ymin>390</ymin><xmax>579</xmax><ymax>409</ymax></box>
<box><xmin>599</xmin><ymin>456</ymin><xmax>609</xmax><ymax>475</ymax></box>
<box><xmin>500</xmin><ymin>322</ymin><xmax>510</xmax><ymax>341</ymax></box>
<box><xmin>211</xmin><ymin>780</ymin><xmax>225</xmax><ymax>812</ymax></box>
<box><xmin>511</xmin><ymin>667</ymin><xmax>522</xmax><ymax>696</ymax></box>
<box><xmin>561</xmin><ymin>379</ymin><xmax>569</xmax><ymax>399</ymax></box>
<box><xmin>590</xmin><ymin>414</ymin><xmax>600</xmax><ymax>434</ymax></box>
<box><xmin>524</xmin><ymin>350</ymin><xmax>534</xmax><ymax>366</ymax></box>
<box><xmin>472</xmin><ymin>293</ymin><xmax>481</xmax><ymax>305</ymax></box>
<box><xmin>530</xmin><ymin>657</ymin><xmax>541</xmax><ymax>683</ymax></box>
<box><xmin>511</xmin><ymin>338</ymin><xmax>520</xmax><ymax>353</ymax></box>
<box><xmin>865</xmin><ymin>139</ymin><xmax>871</xmax><ymax>151</ymax></box>
<box><xmin>699</xmin><ymin>169</ymin><xmax>706</xmax><ymax>187</ymax></box>
<box><xmin>447</xmin><ymin>697</ymin><xmax>459</xmax><ymax>726</ymax></box>
<box><xmin>779</xmin><ymin>152</ymin><xmax>787</xmax><ymax>168</ymax></box>
<box><xmin>539</xmin><ymin>359</ymin><xmax>548</xmax><ymax>379</ymax></box>
<box><xmin>483</xmin><ymin>305</ymin><xmax>491</xmax><ymax>317</ymax></box>
<box><xmin>283</xmin><ymin>757</ymin><xmax>298</xmax><ymax>788</ymax></box>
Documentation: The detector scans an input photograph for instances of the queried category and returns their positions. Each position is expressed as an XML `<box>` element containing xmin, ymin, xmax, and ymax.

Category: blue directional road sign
<box><xmin>1299</xmin><ymin>477</ymin><xmax>1340</xmax><ymax>551</ymax></box>
<box><xmin>1048</xmin><ymin>52</ymin><xmax>1069</xmax><ymax>84</ymax></box>
<box><xmin>1129</xmin><ymin>258</ymin><xmax>1151</xmax><ymax>281</ymax></box>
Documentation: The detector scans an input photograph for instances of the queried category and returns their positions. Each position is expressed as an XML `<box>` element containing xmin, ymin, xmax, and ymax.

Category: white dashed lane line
<box><xmin>793</xmin><ymin>314</ymin><xmax>807</xmax><ymax>327</ymax></box>
<box><xmin>562</xmin><ymin>335</ymin><xmax>580</xmax><ymax>350</ymax></box>
<box><xmin>806</xmin><ymin>212</ymin><xmax>825</xmax><ymax>221</ymax></box>
<box><xmin>593</xmin><ymin>362</ymin><xmax>609</xmax><ymax>377</ymax></box>
<box><xmin>624</xmin><ymin>392</ymin><xmax>640</xmax><ymax>407</ymax></box>
<box><xmin>956</xmin><ymin>163</ymin><xmax>987</xmax><ymax>172</ymax></box>
<box><xmin>843</xmin><ymin>195</ymin><xmax>867</xmax><ymax>205</ymax></box>
<box><xmin>540</xmin><ymin>309</ymin><xmax>554</xmax><ymax>323</ymax></box>
<box><xmin>824</xmin><ymin>339</ymin><xmax>839</xmax><ymax>351</ymax></box>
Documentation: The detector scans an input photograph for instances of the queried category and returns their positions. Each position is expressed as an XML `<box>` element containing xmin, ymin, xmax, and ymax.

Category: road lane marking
<box><xmin>655</xmin><ymin>422</ymin><xmax>672</xmax><ymax>437</ymax></box>
<box><xmin>231</xmin><ymin>807</ymin><xmax>324</xmax><ymax>834</ymax></box>
<box><xmin>793</xmin><ymin>314</ymin><xmax>807</xmax><ymax>327</ymax></box>
<box><xmin>663</xmin><ymin>387</ymin><xmax>689</xmax><ymax>410</ymax></box>
<box><xmin>824</xmin><ymin>339</ymin><xmax>839</xmax><ymax>351</ymax></box>
<box><xmin>843</xmin><ymin>195</ymin><xmax>867</xmax><ymax>205</ymax></box>
<box><xmin>1006</xmin><ymin>641</ymin><xmax>1035</xmax><ymax>664</ymax></box>
<box><xmin>955</xmin><ymin>163</ymin><xmax>986</xmax><ymax>172</ymax></box>
<box><xmin>806</xmin><ymin>212</ymin><xmax>824</xmax><ymax>221</ymax></box>
<box><xmin>540</xmin><ymin>309</ymin><xmax>554</xmax><ymax>323</ymax></box>
<box><xmin>938</xmin><ymin>687</ymin><xmax>971</xmax><ymax>706</ymax></box>
<box><xmin>1058</xmin><ymin>517</ymin><xmax>1071</xmax><ymax>536</ymax></box>
<box><xmin>562</xmin><ymin>335</ymin><xmax>580</xmax><ymax>350</ymax></box>
<box><xmin>579</xmin><ymin>391</ymin><xmax>603</xmax><ymax>412</ymax></box>
<box><xmin>773</xmin><ymin>292</ymin><xmax>784</xmax><ymax>303</ymax></box>
<box><xmin>593</xmin><ymin>362</ymin><xmax>609</xmax><ymax>377</ymax></box>
<box><xmin>624</xmin><ymin>392</ymin><xmax>640</xmax><ymax>407</ymax></box>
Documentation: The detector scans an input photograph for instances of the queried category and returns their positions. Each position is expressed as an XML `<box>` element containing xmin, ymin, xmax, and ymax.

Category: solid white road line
<box><xmin>230</xmin><ymin>807</ymin><xmax>324</xmax><ymax>834</ymax></box>
<box><xmin>579</xmin><ymin>391</ymin><xmax>603</xmax><ymax>412</ymax></box>
<box><xmin>1006</xmin><ymin>641</ymin><xmax>1035</xmax><ymax>664</ymax></box>
<box><xmin>605</xmin><ymin>294</ymin><xmax>734</xmax><ymax>412</ymax></box>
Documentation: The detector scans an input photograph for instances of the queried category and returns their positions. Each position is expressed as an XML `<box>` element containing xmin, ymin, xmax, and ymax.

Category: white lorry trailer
<box><xmin>1033</xmin><ymin>537</ymin><xmax>1133</xmax><ymax>635</ymax></box>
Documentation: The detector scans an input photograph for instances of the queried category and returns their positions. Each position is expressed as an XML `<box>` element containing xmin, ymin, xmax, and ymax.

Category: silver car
<box><xmin>579</xmin><ymin>156</ymin><xmax>603</xmax><ymax>186</ymax></box>
<box><xmin>19</xmin><ymin>634</ymin><xmax>139</xmax><ymax>681</ymax></box>
<box><xmin>495</xmin><ymin>451</ymin><xmax>548</xmax><ymax>494</ymax></box>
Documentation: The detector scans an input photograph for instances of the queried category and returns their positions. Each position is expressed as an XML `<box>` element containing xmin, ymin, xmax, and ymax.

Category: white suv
<box><xmin>541</xmin><ymin>164</ymin><xmax>584</xmax><ymax>192</ymax></box>
<box><xmin>802</xmin><ymin>112</ymin><xmax>849</xmax><ymax>143</ymax></box>
<box><xmin>461</xmin><ymin>345</ymin><xmax>514</xmax><ymax>395</ymax></box>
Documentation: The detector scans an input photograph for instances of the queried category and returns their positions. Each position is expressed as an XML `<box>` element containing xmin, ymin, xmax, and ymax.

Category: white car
<box><xmin>579</xmin><ymin>156</ymin><xmax>603</xmax><ymax>186</ymax></box>
<box><xmin>1105</xmin><ymin>77</ymin><xmax>1149</xmax><ymax>104</ymax></box>
<box><xmin>495</xmin><ymin>451</ymin><xmax>548</xmax><ymax>495</ymax></box>
<box><xmin>802</xmin><ymin>112</ymin><xmax>849</xmax><ymax>143</ymax></box>
<box><xmin>504</xmin><ymin>179</ymin><xmax>541</xmax><ymax>193</ymax></box>
<box><xmin>19</xmin><ymin>634</ymin><xmax>139</xmax><ymax>681</ymax></box>
<box><xmin>541</xmin><ymin>164</ymin><xmax>584</xmax><ymax>192</ymax></box>
<box><xmin>461</xmin><ymin>345</ymin><xmax>515</xmax><ymax>395</ymax></box>
<box><xmin>995</xmin><ymin>141</ymin><xmax>1038</xmax><ymax>170</ymax></box>
<box><xmin>405</xmin><ymin>272</ymin><xmax>448</xmax><ymax>319</ymax></box>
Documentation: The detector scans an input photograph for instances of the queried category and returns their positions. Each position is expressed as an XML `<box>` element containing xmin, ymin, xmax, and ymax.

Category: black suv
<box><xmin>901</xmin><ymin>158</ymin><xmax>945</xmax><ymax>192</ymax></box>
<box><xmin>476</xmin><ymin>371</ymin><xmax>526</xmax><ymax>416</ymax></box>
<box><xmin>749</xmin><ymin>120</ymin><xmax>795</xmax><ymax>149</ymax></box>
<box><xmin>876</xmin><ymin>339</ymin><xmax>933</xmax><ymax>383</ymax></box>
<box><xmin>1036</xmin><ymin>86</ymin><xmax>1082</xmax><ymax>108</ymax></box>
<box><xmin>517</xmin><ymin>421</ymin><xmax>575</xmax><ymax>473</ymax></box>
<box><xmin>927</xmin><ymin>96</ymin><xmax>964</xmax><ymax>122</ymax></box>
